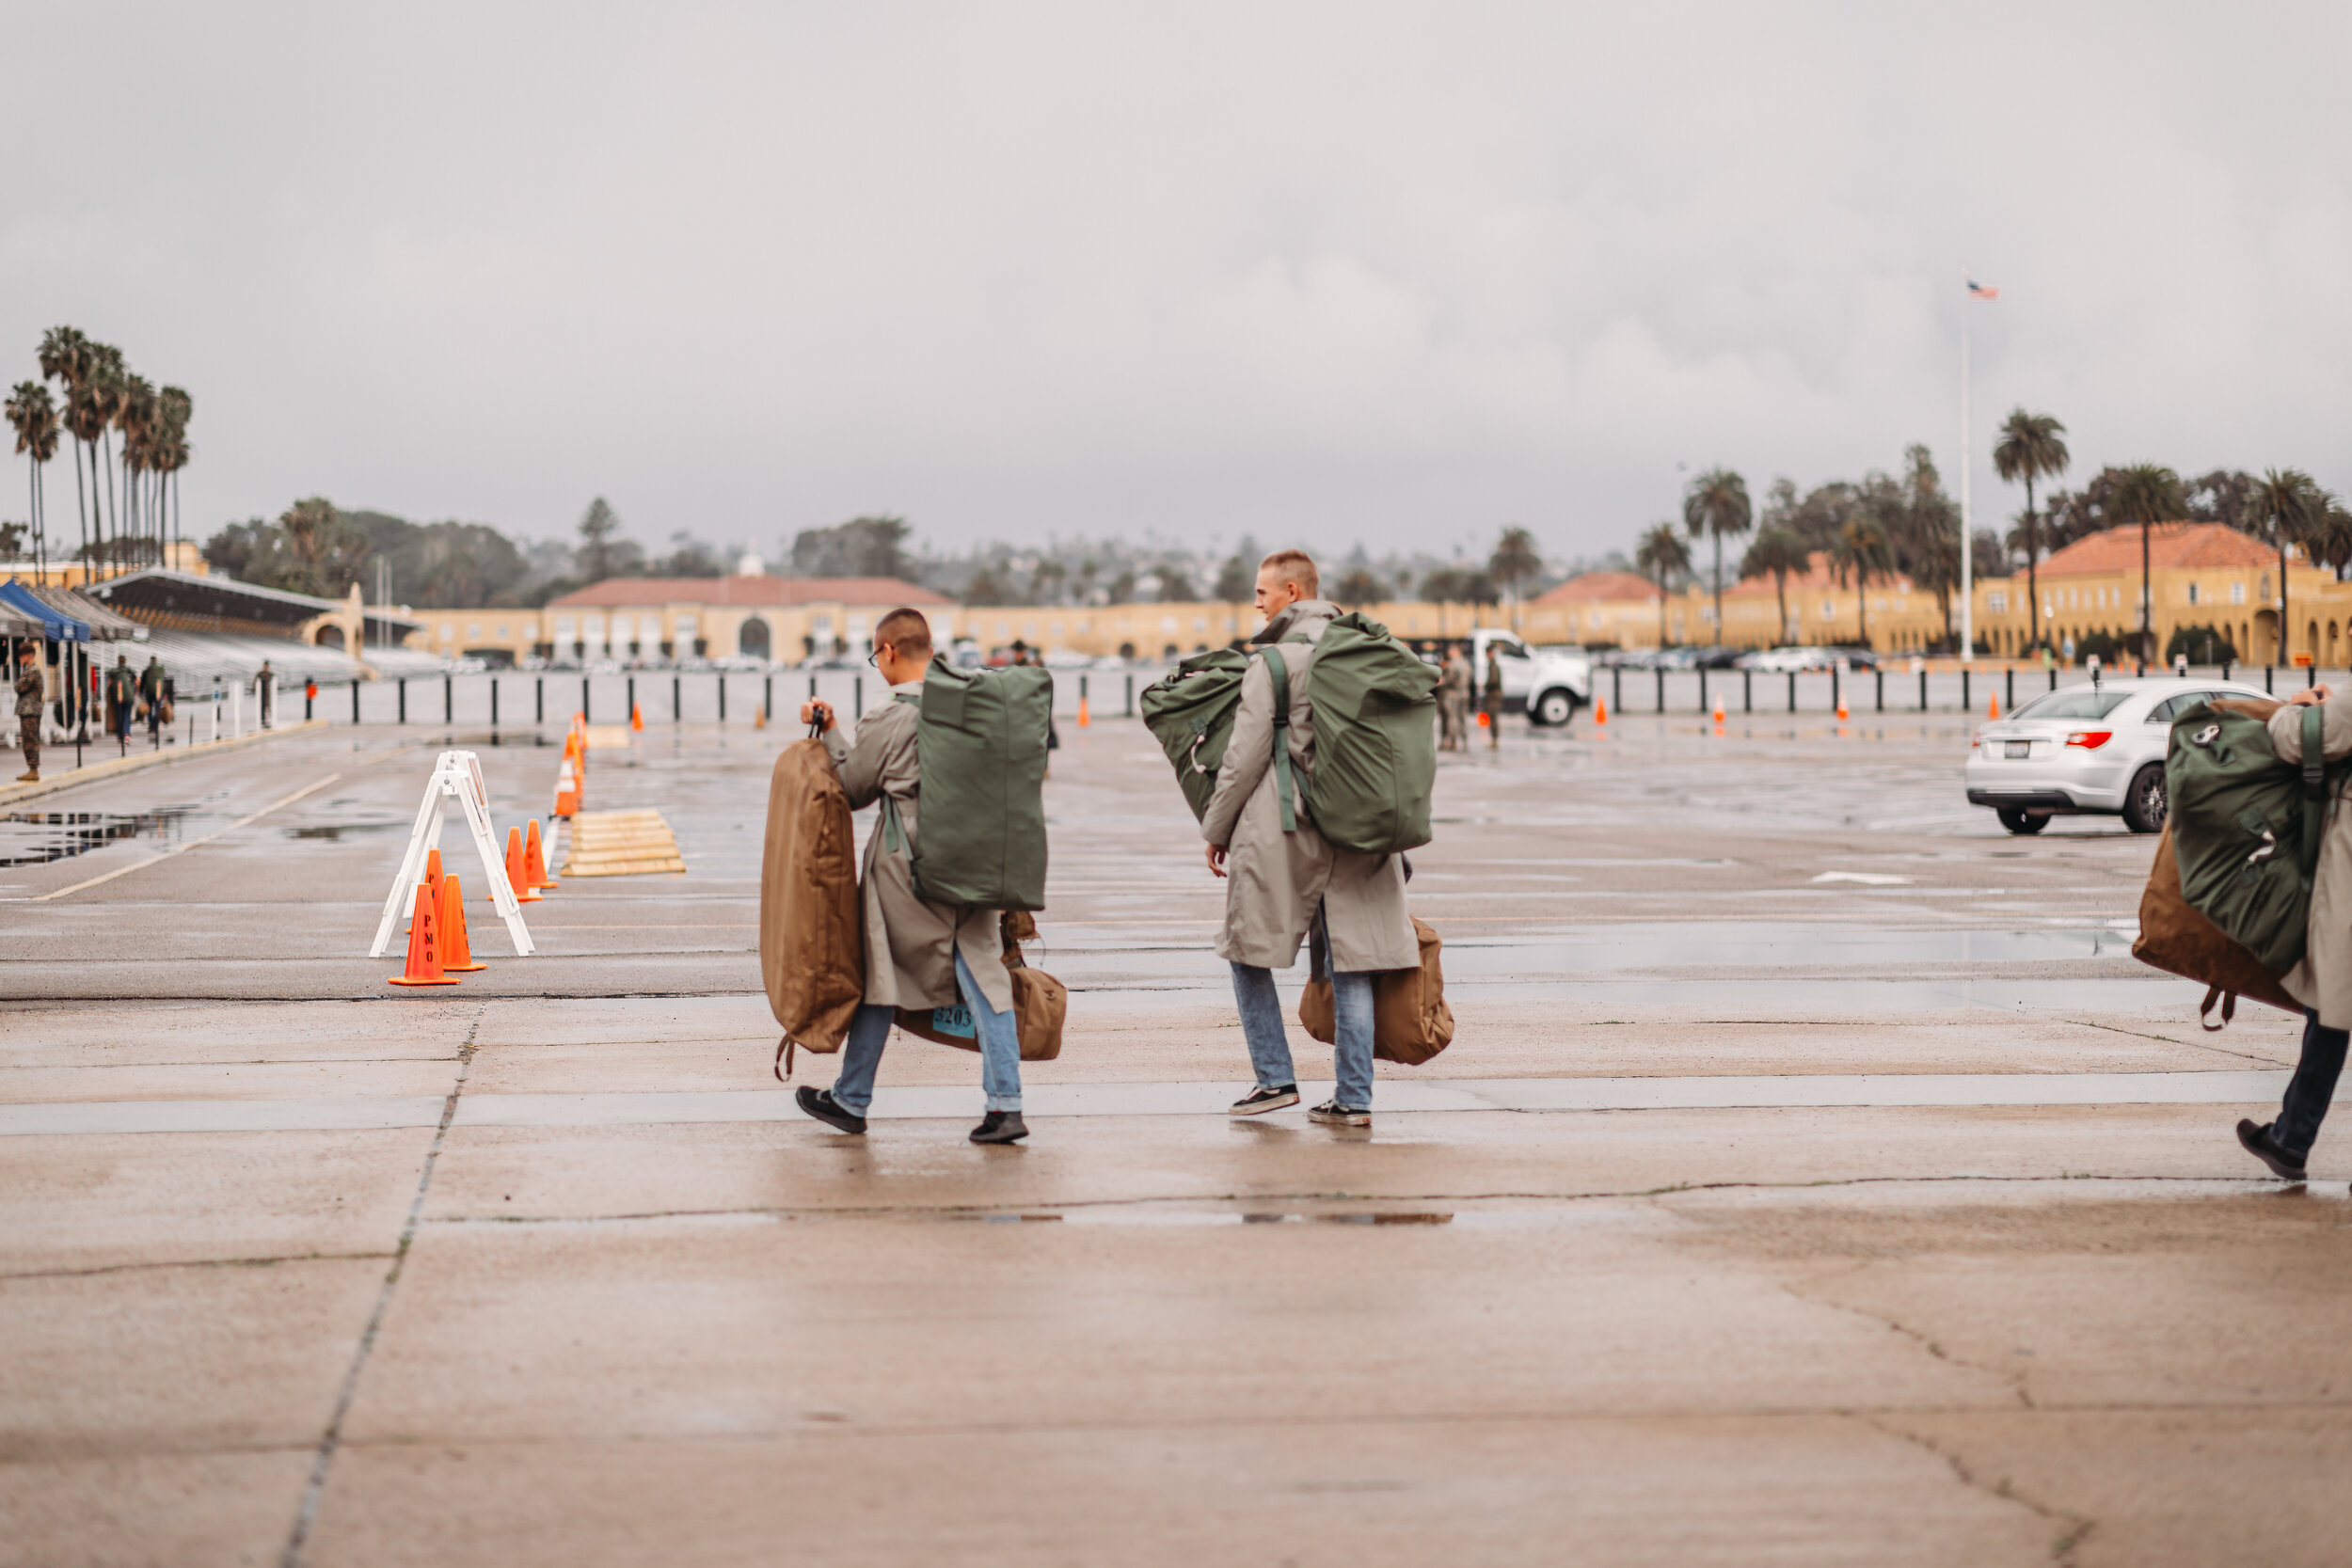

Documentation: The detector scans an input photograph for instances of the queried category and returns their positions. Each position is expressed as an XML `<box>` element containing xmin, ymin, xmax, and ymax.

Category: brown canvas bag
<box><xmin>2135</xmin><ymin>821</ymin><xmax>2301</xmax><ymax>1028</ymax></box>
<box><xmin>761</xmin><ymin>737</ymin><xmax>865</xmax><ymax>1078</ymax></box>
<box><xmin>1297</xmin><ymin>915</ymin><xmax>1454</xmax><ymax>1065</ymax></box>
<box><xmin>894</xmin><ymin>911</ymin><xmax>1068</xmax><ymax>1061</ymax></box>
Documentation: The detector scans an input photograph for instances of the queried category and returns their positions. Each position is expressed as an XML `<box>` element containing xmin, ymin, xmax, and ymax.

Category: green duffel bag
<box><xmin>899</xmin><ymin>659</ymin><xmax>1051</xmax><ymax>911</ymax></box>
<box><xmin>1302</xmin><ymin>612</ymin><xmax>1440</xmax><ymax>855</ymax></box>
<box><xmin>1139</xmin><ymin>646</ymin><xmax>1253</xmax><ymax>823</ymax></box>
<box><xmin>2166</xmin><ymin>697</ymin><xmax>2333</xmax><ymax>974</ymax></box>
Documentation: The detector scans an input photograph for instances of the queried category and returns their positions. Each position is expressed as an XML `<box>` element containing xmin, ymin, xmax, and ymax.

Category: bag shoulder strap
<box><xmin>2301</xmin><ymin>703</ymin><xmax>2327</xmax><ymax>880</ymax></box>
<box><xmin>1260</xmin><ymin>646</ymin><xmax>1301</xmax><ymax>832</ymax></box>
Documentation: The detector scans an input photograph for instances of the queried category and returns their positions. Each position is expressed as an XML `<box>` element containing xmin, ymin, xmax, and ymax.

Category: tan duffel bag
<box><xmin>1297</xmin><ymin>915</ymin><xmax>1454</xmax><ymax>1065</ymax></box>
<box><xmin>761</xmin><ymin>736</ymin><xmax>866</xmax><ymax>1078</ymax></box>
<box><xmin>2134</xmin><ymin>822</ymin><xmax>2300</xmax><ymax>1029</ymax></box>
<box><xmin>894</xmin><ymin>911</ymin><xmax>1067</xmax><ymax>1061</ymax></box>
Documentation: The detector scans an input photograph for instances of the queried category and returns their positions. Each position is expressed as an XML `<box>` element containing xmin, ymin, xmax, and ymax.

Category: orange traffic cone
<box><xmin>1594</xmin><ymin>696</ymin><xmax>1608</xmax><ymax>725</ymax></box>
<box><xmin>755</xmin><ymin>705</ymin><xmax>768</xmax><ymax>730</ymax></box>
<box><xmin>1836</xmin><ymin>698</ymin><xmax>1850</xmax><ymax>721</ymax></box>
<box><xmin>406</xmin><ymin>847</ymin><xmax>445</xmax><ymax>931</ymax></box>
<box><xmin>631</xmin><ymin>703</ymin><xmax>644</xmax><ymax>732</ymax></box>
<box><xmin>389</xmin><ymin>883</ymin><xmax>459</xmax><ymax>987</ymax></box>
<box><xmin>439</xmin><ymin>872</ymin><xmax>485</xmax><ymax>972</ymax></box>
<box><xmin>1988</xmin><ymin>692</ymin><xmax>2001</xmax><ymax>720</ymax></box>
<box><xmin>1711</xmin><ymin>697</ymin><xmax>1725</xmax><ymax>723</ymax></box>
<box><xmin>554</xmin><ymin>760</ymin><xmax>579</xmax><ymax>818</ymax></box>
<box><xmin>505</xmin><ymin>825</ymin><xmax>544</xmax><ymax>903</ymax></box>
<box><xmin>525</xmin><ymin>817</ymin><xmax>558</xmax><ymax>891</ymax></box>
<box><xmin>1077</xmin><ymin>696</ymin><xmax>1090</xmax><ymax>728</ymax></box>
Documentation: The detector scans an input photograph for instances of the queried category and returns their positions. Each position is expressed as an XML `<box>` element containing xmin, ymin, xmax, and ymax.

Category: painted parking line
<box><xmin>0</xmin><ymin>1070</ymin><xmax>2290</xmax><ymax>1137</ymax></box>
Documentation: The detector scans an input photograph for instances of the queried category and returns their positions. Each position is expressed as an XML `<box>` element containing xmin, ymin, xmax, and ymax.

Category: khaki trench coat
<box><xmin>1200</xmin><ymin>599</ymin><xmax>1419</xmax><ymax>974</ymax></box>
<box><xmin>823</xmin><ymin>685</ymin><xmax>1016</xmax><ymax>1013</ymax></box>
<box><xmin>2272</xmin><ymin>696</ymin><xmax>2352</xmax><ymax>1027</ymax></box>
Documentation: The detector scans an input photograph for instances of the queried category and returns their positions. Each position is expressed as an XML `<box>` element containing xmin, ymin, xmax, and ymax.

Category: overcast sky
<box><xmin>6</xmin><ymin>3</ymin><xmax>2347</xmax><ymax>568</ymax></box>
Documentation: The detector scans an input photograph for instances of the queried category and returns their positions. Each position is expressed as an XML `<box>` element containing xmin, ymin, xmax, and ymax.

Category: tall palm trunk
<box><xmin>2278</xmin><ymin>538</ymin><xmax>2290</xmax><ymax>669</ymax></box>
<box><xmin>101</xmin><ymin>428</ymin><xmax>117</xmax><ymax>569</ymax></box>
<box><xmin>1711</xmin><ymin>534</ymin><xmax>1724</xmax><ymax>647</ymax></box>
<box><xmin>2141</xmin><ymin>521</ymin><xmax>2153</xmax><ymax>668</ymax></box>
<box><xmin>1772</xmin><ymin>574</ymin><xmax>1788</xmax><ymax>640</ymax></box>
<box><xmin>87</xmin><ymin>439</ymin><xmax>103</xmax><ymax>573</ymax></box>
<box><xmin>68</xmin><ymin>434</ymin><xmax>86</xmax><ymax>565</ymax></box>
<box><xmin>1857</xmin><ymin>572</ymin><xmax>1869</xmax><ymax>642</ymax></box>
<box><xmin>2023</xmin><ymin>476</ymin><xmax>2040</xmax><ymax>655</ymax></box>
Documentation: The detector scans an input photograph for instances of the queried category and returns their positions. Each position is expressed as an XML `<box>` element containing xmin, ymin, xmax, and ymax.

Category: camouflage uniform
<box><xmin>14</xmin><ymin>656</ymin><xmax>43</xmax><ymax>779</ymax></box>
<box><xmin>1438</xmin><ymin>650</ymin><xmax>1471</xmax><ymax>752</ymax></box>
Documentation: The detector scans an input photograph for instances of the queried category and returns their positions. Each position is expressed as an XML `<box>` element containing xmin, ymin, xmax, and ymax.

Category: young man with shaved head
<box><xmin>1201</xmin><ymin>549</ymin><xmax>1419</xmax><ymax>1126</ymax></box>
<box><xmin>793</xmin><ymin>607</ymin><xmax>1031</xmax><ymax>1144</ymax></box>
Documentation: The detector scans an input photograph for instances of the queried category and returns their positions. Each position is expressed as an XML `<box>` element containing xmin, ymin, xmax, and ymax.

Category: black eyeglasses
<box><xmin>866</xmin><ymin>645</ymin><xmax>882</xmax><ymax>667</ymax></box>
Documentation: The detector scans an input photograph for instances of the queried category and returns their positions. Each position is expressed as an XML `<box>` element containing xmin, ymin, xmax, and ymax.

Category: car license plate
<box><xmin>2005</xmin><ymin>740</ymin><xmax>2029</xmax><ymax>759</ymax></box>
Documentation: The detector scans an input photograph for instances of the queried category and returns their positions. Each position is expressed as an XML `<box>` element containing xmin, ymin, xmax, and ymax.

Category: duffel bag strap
<box><xmin>2198</xmin><ymin>985</ymin><xmax>2238</xmax><ymax>1033</ymax></box>
<box><xmin>2302</xmin><ymin>703</ymin><xmax>2328</xmax><ymax>880</ymax></box>
<box><xmin>1262</xmin><ymin>647</ymin><xmax>1300</xmax><ymax>833</ymax></box>
<box><xmin>774</xmin><ymin>1033</ymin><xmax>796</xmax><ymax>1081</ymax></box>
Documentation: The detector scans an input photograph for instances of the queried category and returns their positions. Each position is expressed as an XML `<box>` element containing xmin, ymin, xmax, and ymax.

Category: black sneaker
<box><xmin>1307</xmin><ymin>1100</ymin><xmax>1371</xmax><ymax>1127</ymax></box>
<box><xmin>1230</xmin><ymin>1085</ymin><xmax>1299</xmax><ymax>1117</ymax></box>
<box><xmin>2236</xmin><ymin>1118</ymin><xmax>2308</xmax><ymax>1180</ymax></box>
<box><xmin>796</xmin><ymin>1085</ymin><xmax>866</xmax><ymax>1134</ymax></box>
<box><xmin>971</xmin><ymin>1110</ymin><xmax>1029</xmax><ymax>1145</ymax></box>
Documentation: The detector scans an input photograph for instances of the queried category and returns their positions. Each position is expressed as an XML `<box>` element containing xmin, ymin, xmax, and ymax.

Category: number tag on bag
<box><xmin>930</xmin><ymin>1004</ymin><xmax>977</xmax><ymax>1038</ymax></box>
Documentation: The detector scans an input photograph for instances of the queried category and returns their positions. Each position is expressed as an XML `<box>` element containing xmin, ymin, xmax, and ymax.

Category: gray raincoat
<box><xmin>823</xmin><ymin>684</ymin><xmax>1016</xmax><ymax>1013</ymax></box>
<box><xmin>1200</xmin><ymin>599</ymin><xmax>1418</xmax><ymax>974</ymax></box>
<box><xmin>2272</xmin><ymin>696</ymin><xmax>2352</xmax><ymax>1028</ymax></box>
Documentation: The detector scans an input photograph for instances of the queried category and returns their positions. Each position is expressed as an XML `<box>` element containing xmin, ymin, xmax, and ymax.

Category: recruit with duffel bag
<box><xmin>2135</xmin><ymin>693</ymin><xmax>2352</xmax><ymax>1028</ymax></box>
<box><xmin>1142</xmin><ymin>605</ymin><xmax>1452</xmax><ymax>1062</ymax></box>
<box><xmin>757</xmin><ymin>608</ymin><xmax>1064</xmax><ymax>1144</ymax></box>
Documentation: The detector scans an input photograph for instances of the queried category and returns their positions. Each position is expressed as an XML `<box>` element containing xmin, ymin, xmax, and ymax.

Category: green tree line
<box><xmin>5</xmin><ymin>325</ymin><xmax>192</xmax><ymax>574</ymax></box>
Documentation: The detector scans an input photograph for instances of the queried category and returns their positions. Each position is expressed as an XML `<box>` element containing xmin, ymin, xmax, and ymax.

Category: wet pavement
<box><xmin>3</xmin><ymin>709</ymin><xmax>2346</xmax><ymax>1566</ymax></box>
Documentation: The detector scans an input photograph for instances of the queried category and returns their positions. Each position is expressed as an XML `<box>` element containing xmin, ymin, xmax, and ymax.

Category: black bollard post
<box><xmin>718</xmin><ymin>675</ymin><xmax>727</xmax><ymax>722</ymax></box>
<box><xmin>1919</xmin><ymin>669</ymin><xmax>1928</xmax><ymax>710</ymax></box>
<box><xmin>1125</xmin><ymin>673</ymin><xmax>1135</xmax><ymax>717</ymax></box>
<box><xmin>2265</xmin><ymin>666</ymin><xmax>2274</xmax><ymax>693</ymax></box>
<box><xmin>351</xmin><ymin>681</ymin><xmax>360</xmax><ymax>724</ymax></box>
<box><xmin>627</xmin><ymin>675</ymin><xmax>635</xmax><ymax>721</ymax></box>
<box><xmin>675</xmin><ymin>675</ymin><xmax>683</xmax><ymax>721</ymax></box>
<box><xmin>2048</xmin><ymin>668</ymin><xmax>2057</xmax><ymax>692</ymax></box>
<box><xmin>1742</xmin><ymin>669</ymin><xmax>1752</xmax><ymax>712</ymax></box>
<box><xmin>1963</xmin><ymin>669</ymin><xmax>1971</xmax><ymax>712</ymax></box>
<box><xmin>535</xmin><ymin>676</ymin><xmax>545</xmax><ymax>723</ymax></box>
<box><xmin>398</xmin><ymin>678</ymin><xmax>406</xmax><ymax>723</ymax></box>
<box><xmin>764</xmin><ymin>673</ymin><xmax>773</xmax><ymax>722</ymax></box>
<box><xmin>1875</xmin><ymin>669</ymin><xmax>1883</xmax><ymax>712</ymax></box>
<box><xmin>1832</xmin><ymin>666</ymin><xmax>1840</xmax><ymax>715</ymax></box>
<box><xmin>1613</xmin><ymin>666</ymin><xmax>1622</xmax><ymax>713</ymax></box>
<box><xmin>1698</xmin><ymin>667</ymin><xmax>1708</xmax><ymax>714</ymax></box>
<box><xmin>854</xmin><ymin>675</ymin><xmax>864</xmax><ymax>714</ymax></box>
<box><xmin>444</xmin><ymin>674</ymin><xmax>453</xmax><ymax>724</ymax></box>
<box><xmin>2310</xmin><ymin>664</ymin><xmax>2318</xmax><ymax>689</ymax></box>
<box><xmin>581</xmin><ymin>676</ymin><xmax>591</xmax><ymax>722</ymax></box>
<box><xmin>2006</xmin><ymin>668</ymin><xmax>2014</xmax><ymax>712</ymax></box>
<box><xmin>490</xmin><ymin>678</ymin><xmax>500</xmax><ymax>732</ymax></box>
<box><xmin>1654</xmin><ymin>667</ymin><xmax>1663</xmax><ymax>713</ymax></box>
<box><xmin>1788</xmin><ymin>671</ymin><xmax>1796</xmax><ymax>712</ymax></box>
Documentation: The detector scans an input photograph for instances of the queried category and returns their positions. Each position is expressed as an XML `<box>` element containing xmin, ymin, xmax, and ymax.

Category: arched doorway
<box><xmin>2253</xmin><ymin>610</ymin><xmax>2280</xmax><ymax>664</ymax></box>
<box><xmin>738</xmin><ymin>616</ymin><xmax>771</xmax><ymax>660</ymax></box>
<box><xmin>315</xmin><ymin>625</ymin><xmax>345</xmax><ymax>650</ymax></box>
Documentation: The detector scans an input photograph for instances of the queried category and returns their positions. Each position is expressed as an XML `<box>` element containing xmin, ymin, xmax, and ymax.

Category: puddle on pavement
<box><xmin>1048</xmin><ymin>1210</ymin><xmax>1457</xmax><ymax>1227</ymax></box>
<box><xmin>282</xmin><ymin>821</ymin><xmax>406</xmax><ymax>842</ymax></box>
<box><xmin>0</xmin><ymin>807</ymin><xmax>208</xmax><ymax>866</ymax></box>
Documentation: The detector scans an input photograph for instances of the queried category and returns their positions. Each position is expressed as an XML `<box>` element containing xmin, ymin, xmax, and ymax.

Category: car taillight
<box><xmin>2064</xmin><ymin>730</ymin><xmax>2112</xmax><ymax>750</ymax></box>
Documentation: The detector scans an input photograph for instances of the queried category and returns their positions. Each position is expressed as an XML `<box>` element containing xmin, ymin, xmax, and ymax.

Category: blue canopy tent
<box><xmin>2</xmin><ymin>578</ymin><xmax>93</xmax><ymax>741</ymax></box>
<box><xmin>0</xmin><ymin>579</ymin><xmax>88</xmax><ymax>642</ymax></box>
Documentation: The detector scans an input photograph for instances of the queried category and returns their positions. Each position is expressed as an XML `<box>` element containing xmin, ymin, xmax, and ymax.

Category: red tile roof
<box><xmin>1725</xmin><ymin>551</ymin><xmax>1914</xmax><ymax>595</ymax></box>
<box><xmin>1535</xmin><ymin>571</ymin><xmax>1661</xmax><ymax>604</ymax></box>
<box><xmin>549</xmin><ymin>575</ymin><xmax>949</xmax><ymax>609</ymax></box>
<box><xmin>2035</xmin><ymin>521</ymin><xmax>2272</xmax><ymax>575</ymax></box>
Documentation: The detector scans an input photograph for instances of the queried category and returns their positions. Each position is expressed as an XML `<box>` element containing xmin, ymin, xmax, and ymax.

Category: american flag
<box><xmin>1967</xmin><ymin>279</ymin><xmax>2000</xmax><ymax>301</ymax></box>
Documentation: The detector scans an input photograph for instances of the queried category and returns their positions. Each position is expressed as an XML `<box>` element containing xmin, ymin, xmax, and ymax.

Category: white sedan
<box><xmin>1963</xmin><ymin>676</ymin><xmax>2274</xmax><ymax>834</ymax></box>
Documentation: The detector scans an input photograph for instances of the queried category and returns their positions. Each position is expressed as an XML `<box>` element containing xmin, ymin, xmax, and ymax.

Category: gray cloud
<box><xmin>5</xmin><ymin>2</ymin><xmax>2346</xmax><ymax>563</ymax></box>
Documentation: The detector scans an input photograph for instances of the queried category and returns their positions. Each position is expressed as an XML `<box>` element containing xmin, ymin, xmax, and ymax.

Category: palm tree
<box><xmin>6</xmin><ymin>382</ymin><xmax>61</xmax><ymax>572</ymax></box>
<box><xmin>115</xmin><ymin>374</ymin><xmax>157</xmax><ymax>566</ymax></box>
<box><xmin>1682</xmin><ymin>468</ymin><xmax>1752</xmax><ymax>649</ymax></box>
<box><xmin>2248</xmin><ymin>468</ymin><xmax>2324</xmax><ymax>668</ymax></box>
<box><xmin>1991</xmin><ymin>409</ymin><xmax>2070</xmax><ymax>654</ymax></box>
<box><xmin>87</xmin><ymin>343</ymin><xmax>127</xmax><ymax>567</ymax></box>
<box><xmin>1634</xmin><ymin>520</ymin><xmax>1691</xmax><ymax>648</ymax></box>
<box><xmin>156</xmin><ymin>387</ymin><xmax>192</xmax><ymax>566</ymax></box>
<box><xmin>2106</xmin><ymin>464</ymin><xmax>2186</xmax><ymax>666</ymax></box>
<box><xmin>1830</xmin><ymin>516</ymin><xmax>1893</xmax><ymax>644</ymax></box>
<box><xmin>37</xmin><ymin>326</ymin><xmax>93</xmax><ymax>558</ymax></box>
<box><xmin>1740</xmin><ymin>525</ymin><xmax>1809</xmax><ymax>645</ymax></box>
<box><xmin>1488</xmin><ymin>527</ymin><xmax>1542</xmax><ymax>626</ymax></box>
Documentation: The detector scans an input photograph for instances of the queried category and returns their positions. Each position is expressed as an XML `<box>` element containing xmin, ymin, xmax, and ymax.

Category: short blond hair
<box><xmin>1258</xmin><ymin>549</ymin><xmax>1319</xmax><ymax>597</ymax></box>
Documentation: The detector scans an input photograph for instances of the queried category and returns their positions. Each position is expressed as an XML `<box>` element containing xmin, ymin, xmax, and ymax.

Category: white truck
<box><xmin>1468</xmin><ymin>628</ymin><xmax>1593</xmax><ymax>726</ymax></box>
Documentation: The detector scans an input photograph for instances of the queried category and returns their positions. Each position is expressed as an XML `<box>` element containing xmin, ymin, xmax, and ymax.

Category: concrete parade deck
<box><xmin>3</xmin><ymin>711</ymin><xmax>2346</xmax><ymax>1567</ymax></box>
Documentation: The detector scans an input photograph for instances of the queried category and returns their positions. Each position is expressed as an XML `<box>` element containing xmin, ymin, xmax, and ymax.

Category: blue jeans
<box><xmin>1230</xmin><ymin>911</ymin><xmax>1375</xmax><ymax>1110</ymax></box>
<box><xmin>2278</xmin><ymin>1010</ymin><xmax>2349</xmax><ymax>1158</ymax></box>
<box><xmin>829</xmin><ymin>949</ymin><xmax>1024</xmax><ymax>1116</ymax></box>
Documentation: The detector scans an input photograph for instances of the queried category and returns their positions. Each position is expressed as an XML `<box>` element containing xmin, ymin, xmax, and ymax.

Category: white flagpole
<box><xmin>1959</xmin><ymin>279</ymin><xmax>1973</xmax><ymax>664</ymax></box>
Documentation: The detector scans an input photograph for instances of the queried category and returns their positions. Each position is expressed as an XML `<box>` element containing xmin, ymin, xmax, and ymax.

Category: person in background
<box><xmin>2240</xmin><ymin>681</ymin><xmax>2352</xmax><ymax>1184</ymax></box>
<box><xmin>1438</xmin><ymin>641</ymin><xmax>1471</xmax><ymax>752</ymax></box>
<box><xmin>254</xmin><ymin>660</ymin><xmax>276</xmax><ymax>728</ymax></box>
<box><xmin>105</xmin><ymin>654</ymin><xmax>136</xmax><ymax>743</ymax></box>
<box><xmin>1482</xmin><ymin>641</ymin><xmax>1504</xmax><ymax>749</ymax></box>
<box><xmin>13</xmin><ymin>641</ymin><xmax>41</xmax><ymax>783</ymax></box>
<box><xmin>139</xmin><ymin>653</ymin><xmax>166</xmax><ymax>743</ymax></box>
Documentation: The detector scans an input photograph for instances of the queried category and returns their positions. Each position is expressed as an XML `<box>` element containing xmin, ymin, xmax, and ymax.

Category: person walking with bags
<box><xmin>1204</xmin><ymin>549</ymin><xmax>1419</xmax><ymax>1127</ymax></box>
<box><xmin>792</xmin><ymin>608</ymin><xmax>1033</xmax><ymax>1145</ymax></box>
<box><xmin>138</xmin><ymin>654</ymin><xmax>167</xmax><ymax>744</ymax></box>
<box><xmin>2239</xmin><ymin>683</ymin><xmax>2352</xmax><ymax>1182</ymax></box>
<box><xmin>1438</xmin><ymin>641</ymin><xmax>1471</xmax><ymax>752</ymax></box>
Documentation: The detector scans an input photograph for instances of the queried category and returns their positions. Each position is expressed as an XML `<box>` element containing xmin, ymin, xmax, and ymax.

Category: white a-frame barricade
<box><xmin>369</xmin><ymin>749</ymin><xmax>536</xmax><ymax>958</ymax></box>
